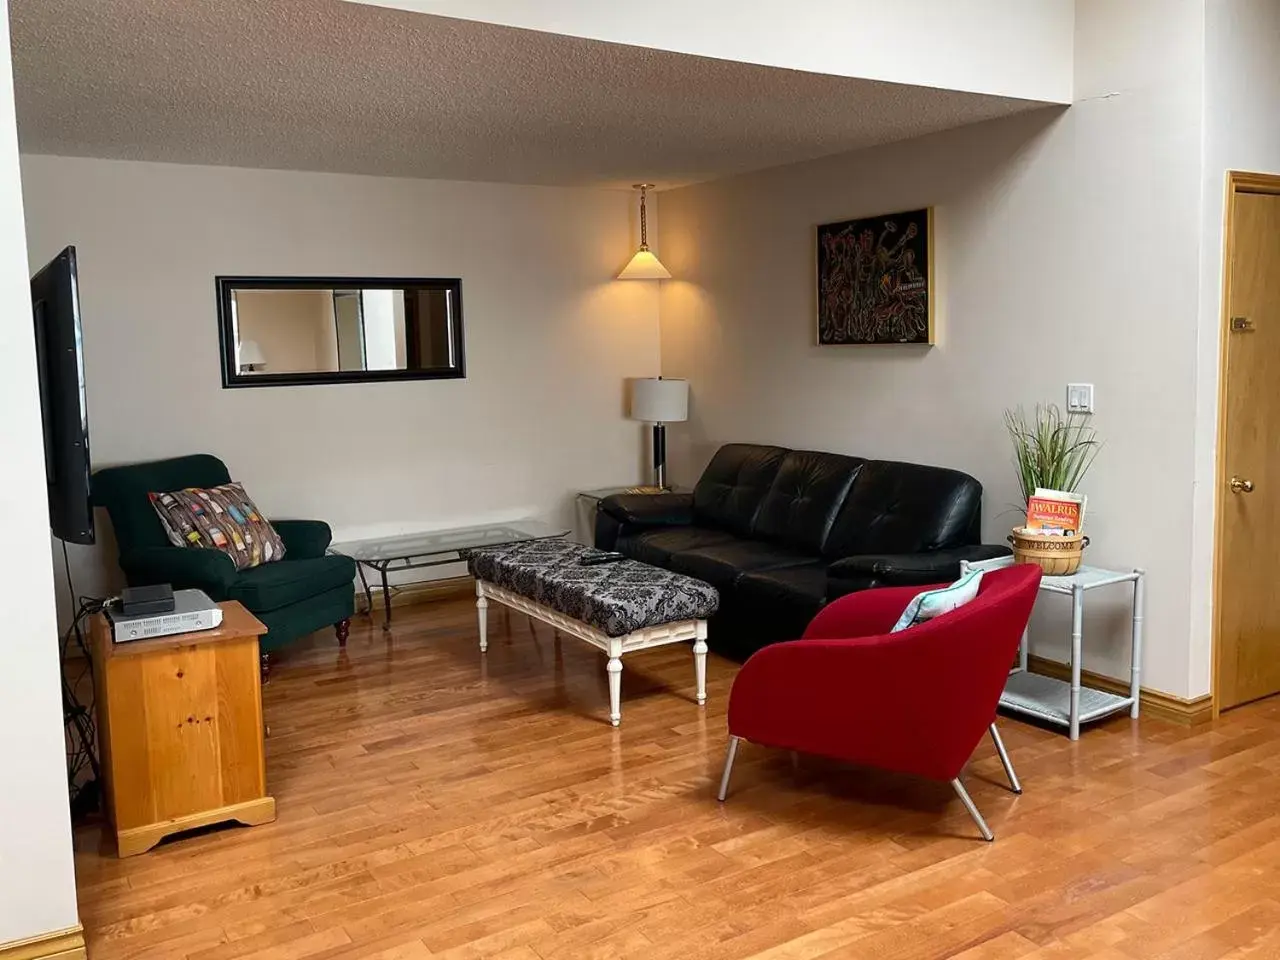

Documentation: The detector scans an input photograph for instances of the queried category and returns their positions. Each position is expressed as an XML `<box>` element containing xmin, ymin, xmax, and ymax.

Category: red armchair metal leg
<box><xmin>717</xmin><ymin>736</ymin><xmax>741</xmax><ymax>802</ymax></box>
<box><xmin>951</xmin><ymin>778</ymin><xmax>995</xmax><ymax>841</ymax></box>
<box><xmin>952</xmin><ymin>724</ymin><xmax>1021</xmax><ymax>842</ymax></box>
<box><xmin>990</xmin><ymin>723</ymin><xmax>1022</xmax><ymax>794</ymax></box>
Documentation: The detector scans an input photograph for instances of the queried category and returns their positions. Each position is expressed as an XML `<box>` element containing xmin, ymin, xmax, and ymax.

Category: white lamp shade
<box><xmin>618</xmin><ymin>249</ymin><xmax>672</xmax><ymax>280</ymax></box>
<box><xmin>630</xmin><ymin>378</ymin><xmax>688</xmax><ymax>422</ymax></box>
<box><xmin>239</xmin><ymin>339</ymin><xmax>266</xmax><ymax>366</ymax></box>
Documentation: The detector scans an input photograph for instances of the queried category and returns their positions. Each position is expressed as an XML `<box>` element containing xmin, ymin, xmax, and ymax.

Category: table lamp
<box><xmin>239</xmin><ymin>339</ymin><xmax>266</xmax><ymax>373</ymax></box>
<box><xmin>630</xmin><ymin>377</ymin><xmax>688</xmax><ymax>490</ymax></box>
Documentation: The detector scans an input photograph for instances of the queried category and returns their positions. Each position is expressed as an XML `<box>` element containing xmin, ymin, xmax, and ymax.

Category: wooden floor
<box><xmin>73</xmin><ymin>597</ymin><xmax>1280</xmax><ymax>960</ymax></box>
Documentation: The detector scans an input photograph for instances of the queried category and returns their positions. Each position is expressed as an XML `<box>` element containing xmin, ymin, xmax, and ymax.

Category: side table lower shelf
<box><xmin>964</xmin><ymin>557</ymin><xmax>1145</xmax><ymax>740</ymax></box>
<box><xmin>1000</xmin><ymin>670</ymin><xmax>1135</xmax><ymax>731</ymax></box>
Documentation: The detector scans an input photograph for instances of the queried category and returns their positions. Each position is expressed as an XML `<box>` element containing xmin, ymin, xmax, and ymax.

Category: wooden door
<box><xmin>1219</xmin><ymin>188</ymin><xmax>1280</xmax><ymax>710</ymax></box>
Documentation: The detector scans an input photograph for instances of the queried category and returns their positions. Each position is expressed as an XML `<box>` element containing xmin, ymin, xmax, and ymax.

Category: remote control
<box><xmin>580</xmin><ymin>551</ymin><xmax>627</xmax><ymax>566</ymax></box>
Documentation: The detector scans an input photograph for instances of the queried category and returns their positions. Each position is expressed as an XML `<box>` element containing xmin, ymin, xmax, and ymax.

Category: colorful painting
<box><xmin>816</xmin><ymin>207</ymin><xmax>934</xmax><ymax>345</ymax></box>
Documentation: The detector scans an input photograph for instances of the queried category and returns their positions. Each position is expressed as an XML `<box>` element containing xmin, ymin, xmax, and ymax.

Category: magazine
<box><xmin>1024</xmin><ymin>487</ymin><xmax>1086</xmax><ymax>536</ymax></box>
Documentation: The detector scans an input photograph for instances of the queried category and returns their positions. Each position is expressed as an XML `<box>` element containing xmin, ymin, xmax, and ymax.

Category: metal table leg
<box><xmin>1131</xmin><ymin>568</ymin><xmax>1146</xmax><ymax>718</ymax></box>
<box><xmin>380</xmin><ymin>562</ymin><xmax>393</xmax><ymax>630</ymax></box>
<box><xmin>1069</xmin><ymin>583</ymin><xmax>1084</xmax><ymax>740</ymax></box>
<box><xmin>356</xmin><ymin>562</ymin><xmax>373</xmax><ymax>617</ymax></box>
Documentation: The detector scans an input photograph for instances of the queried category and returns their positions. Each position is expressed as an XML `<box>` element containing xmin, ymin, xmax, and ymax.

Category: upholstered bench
<box><xmin>464</xmin><ymin>539</ymin><xmax>719</xmax><ymax>725</ymax></box>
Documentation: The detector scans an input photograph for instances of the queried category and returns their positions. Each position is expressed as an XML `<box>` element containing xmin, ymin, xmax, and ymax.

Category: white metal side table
<box><xmin>961</xmin><ymin>556</ymin><xmax>1146</xmax><ymax>740</ymax></box>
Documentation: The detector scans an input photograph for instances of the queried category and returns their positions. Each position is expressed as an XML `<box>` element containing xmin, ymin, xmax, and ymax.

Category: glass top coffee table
<box><xmin>331</xmin><ymin>520</ymin><xmax>569</xmax><ymax>628</ymax></box>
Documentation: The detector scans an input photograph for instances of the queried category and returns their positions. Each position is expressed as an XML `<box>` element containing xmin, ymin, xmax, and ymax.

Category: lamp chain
<box><xmin>639</xmin><ymin>185</ymin><xmax>649</xmax><ymax>250</ymax></box>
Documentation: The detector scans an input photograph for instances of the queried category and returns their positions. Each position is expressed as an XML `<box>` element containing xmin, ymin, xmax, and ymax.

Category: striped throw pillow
<box><xmin>149</xmin><ymin>482</ymin><xmax>286</xmax><ymax>570</ymax></box>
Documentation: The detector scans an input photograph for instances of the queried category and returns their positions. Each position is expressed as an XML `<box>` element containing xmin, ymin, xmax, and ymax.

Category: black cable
<box><xmin>60</xmin><ymin>539</ymin><xmax>104</xmax><ymax>818</ymax></box>
<box><xmin>61</xmin><ymin>538</ymin><xmax>74</xmax><ymax>611</ymax></box>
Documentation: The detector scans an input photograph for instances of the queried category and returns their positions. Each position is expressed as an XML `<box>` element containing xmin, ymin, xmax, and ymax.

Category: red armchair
<box><xmin>717</xmin><ymin>564</ymin><xmax>1042</xmax><ymax>841</ymax></box>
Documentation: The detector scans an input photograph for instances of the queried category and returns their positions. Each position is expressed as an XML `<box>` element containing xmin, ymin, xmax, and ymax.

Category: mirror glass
<box><xmin>217</xmin><ymin>278</ymin><xmax>464</xmax><ymax>387</ymax></box>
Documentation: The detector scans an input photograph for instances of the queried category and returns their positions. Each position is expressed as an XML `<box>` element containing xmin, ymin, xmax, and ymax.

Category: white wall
<box><xmin>659</xmin><ymin>0</ymin><xmax>1206</xmax><ymax>699</ymax></box>
<box><xmin>348</xmin><ymin>0</ymin><xmax>1074</xmax><ymax>104</ymax></box>
<box><xmin>0</xmin><ymin>3</ymin><xmax>81</xmax><ymax>948</ymax></box>
<box><xmin>20</xmin><ymin>157</ymin><xmax>661</xmax><ymax>610</ymax></box>
<box><xmin>1189</xmin><ymin>0</ymin><xmax>1280</xmax><ymax>697</ymax></box>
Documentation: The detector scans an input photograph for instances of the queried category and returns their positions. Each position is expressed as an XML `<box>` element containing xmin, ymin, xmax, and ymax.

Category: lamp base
<box><xmin>651</xmin><ymin>422</ymin><xmax>667</xmax><ymax>490</ymax></box>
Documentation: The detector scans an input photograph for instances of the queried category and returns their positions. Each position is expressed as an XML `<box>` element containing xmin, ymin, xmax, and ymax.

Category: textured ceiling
<box><xmin>10</xmin><ymin>0</ymin><xmax>1052</xmax><ymax>189</ymax></box>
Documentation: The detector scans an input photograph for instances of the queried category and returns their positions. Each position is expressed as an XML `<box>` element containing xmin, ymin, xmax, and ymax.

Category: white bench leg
<box><xmin>607</xmin><ymin>656</ymin><xmax>622</xmax><ymax>726</ymax></box>
<box><xmin>476</xmin><ymin>588</ymin><xmax>489</xmax><ymax>653</ymax></box>
<box><xmin>694</xmin><ymin>637</ymin><xmax>708</xmax><ymax>705</ymax></box>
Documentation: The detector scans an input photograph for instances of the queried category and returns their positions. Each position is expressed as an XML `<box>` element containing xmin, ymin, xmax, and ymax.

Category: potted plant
<box><xmin>1003</xmin><ymin>404</ymin><xmax>1100</xmax><ymax>574</ymax></box>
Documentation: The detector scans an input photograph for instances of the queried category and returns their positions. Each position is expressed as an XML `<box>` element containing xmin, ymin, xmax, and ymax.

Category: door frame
<box><xmin>1212</xmin><ymin>171</ymin><xmax>1280</xmax><ymax>716</ymax></box>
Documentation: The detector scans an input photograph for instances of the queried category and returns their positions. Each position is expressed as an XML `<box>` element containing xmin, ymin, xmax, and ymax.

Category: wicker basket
<box><xmin>1009</xmin><ymin>527</ymin><xmax>1089</xmax><ymax>576</ymax></box>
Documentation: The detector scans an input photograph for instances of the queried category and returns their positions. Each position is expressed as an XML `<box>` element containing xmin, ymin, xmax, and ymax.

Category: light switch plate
<box><xmin>1066</xmin><ymin>383</ymin><xmax>1094</xmax><ymax>414</ymax></box>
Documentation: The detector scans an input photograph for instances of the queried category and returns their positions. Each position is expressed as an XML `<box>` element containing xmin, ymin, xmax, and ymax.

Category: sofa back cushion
<box><xmin>692</xmin><ymin>443</ymin><xmax>788</xmax><ymax>537</ymax></box>
<box><xmin>753</xmin><ymin>450</ymin><xmax>866</xmax><ymax>553</ymax></box>
<box><xmin>822</xmin><ymin>459</ymin><xmax>982</xmax><ymax>559</ymax></box>
<box><xmin>93</xmin><ymin>454</ymin><xmax>233</xmax><ymax>554</ymax></box>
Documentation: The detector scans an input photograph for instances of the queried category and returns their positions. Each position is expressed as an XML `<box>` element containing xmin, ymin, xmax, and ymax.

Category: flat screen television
<box><xmin>31</xmin><ymin>245</ymin><xmax>94</xmax><ymax>545</ymax></box>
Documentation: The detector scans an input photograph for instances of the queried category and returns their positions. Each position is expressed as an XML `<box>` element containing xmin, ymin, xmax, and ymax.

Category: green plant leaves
<box><xmin>1003</xmin><ymin>404</ymin><xmax>1100</xmax><ymax>506</ymax></box>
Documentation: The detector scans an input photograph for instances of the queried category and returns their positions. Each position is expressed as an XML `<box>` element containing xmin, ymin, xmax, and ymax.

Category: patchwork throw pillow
<box><xmin>891</xmin><ymin>569</ymin><xmax>984</xmax><ymax>633</ymax></box>
<box><xmin>149</xmin><ymin>482</ymin><xmax>286</xmax><ymax>570</ymax></box>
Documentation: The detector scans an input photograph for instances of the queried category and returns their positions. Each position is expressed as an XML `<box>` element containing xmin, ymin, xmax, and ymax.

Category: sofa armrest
<box><xmin>598</xmin><ymin>492</ymin><xmax>695</xmax><ymax>527</ymax></box>
<box><xmin>119</xmin><ymin>546</ymin><xmax>238</xmax><ymax>599</ymax></box>
<box><xmin>271</xmin><ymin>519</ymin><xmax>333</xmax><ymax>560</ymax></box>
<box><xmin>827</xmin><ymin>544</ymin><xmax>1011</xmax><ymax>588</ymax></box>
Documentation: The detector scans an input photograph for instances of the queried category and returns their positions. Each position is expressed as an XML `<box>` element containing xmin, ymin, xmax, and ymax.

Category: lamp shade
<box><xmin>618</xmin><ymin>249</ymin><xmax>672</xmax><ymax>281</ymax></box>
<box><xmin>630</xmin><ymin>378</ymin><xmax>688</xmax><ymax>423</ymax></box>
<box><xmin>239</xmin><ymin>339</ymin><xmax>266</xmax><ymax>366</ymax></box>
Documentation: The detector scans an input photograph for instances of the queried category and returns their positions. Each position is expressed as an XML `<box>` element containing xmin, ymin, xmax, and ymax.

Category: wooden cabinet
<box><xmin>92</xmin><ymin>601</ymin><xmax>275</xmax><ymax>857</ymax></box>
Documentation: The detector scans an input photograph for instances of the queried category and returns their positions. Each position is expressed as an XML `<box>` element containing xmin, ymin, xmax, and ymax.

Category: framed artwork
<box><xmin>816</xmin><ymin>206</ymin><xmax>934</xmax><ymax>345</ymax></box>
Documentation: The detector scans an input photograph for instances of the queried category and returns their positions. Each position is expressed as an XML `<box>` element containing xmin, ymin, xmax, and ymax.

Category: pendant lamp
<box><xmin>618</xmin><ymin>183</ymin><xmax>671</xmax><ymax>280</ymax></box>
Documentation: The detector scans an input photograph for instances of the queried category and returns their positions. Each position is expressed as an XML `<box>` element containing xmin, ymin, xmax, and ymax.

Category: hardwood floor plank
<box><xmin>67</xmin><ymin>598</ymin><xmax>1280</xmax><ymax>960</ymax></box>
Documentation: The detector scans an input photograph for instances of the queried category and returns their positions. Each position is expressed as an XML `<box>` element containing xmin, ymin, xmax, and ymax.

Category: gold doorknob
<box><xmin>1230</xmin><ymin>476</ymin><xmax>1255</xmax><ymax>494</ymax></box>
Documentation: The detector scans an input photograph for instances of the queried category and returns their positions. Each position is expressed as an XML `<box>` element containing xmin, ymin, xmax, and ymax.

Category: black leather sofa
<box><xmin>596</xmin><ymin>443</ymin><xmax>1009</xmax><ymax>660</ymax></box>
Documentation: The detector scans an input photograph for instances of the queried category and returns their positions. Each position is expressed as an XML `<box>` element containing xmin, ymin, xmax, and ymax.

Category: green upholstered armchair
<box><xmin>92</xmin><ymin>454</ymin><xmax>356</xmax><ymax>669</ymax></box>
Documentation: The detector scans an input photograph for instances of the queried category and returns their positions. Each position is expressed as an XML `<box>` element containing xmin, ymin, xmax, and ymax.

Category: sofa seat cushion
<box><xmin>720</xmin><ymin>564</ymin><xmax>831</xmax><ymax>658</ymax></box>
<box><xmin>668</xmin><ymin>539</ymin><xmax>816</xmax><ymax>591</ymax></box>
<box><xmin>256</xmin><ymin>581</ymin><xmax>355</xmax><ymax>653</ymax></box>
<box><xmin>619</xmin><ymin>526</ymin><xmax>736</xmax><ymax>567</ymax></box>
<box><xmin>737</xmin><ymin>563</ymin><xmax>829</xmax><ymax>608</ymax></box>
<box><xmin>228</xmin><ymin>554</ymin><xmax>356</xmax><ymax>613</ymax></box>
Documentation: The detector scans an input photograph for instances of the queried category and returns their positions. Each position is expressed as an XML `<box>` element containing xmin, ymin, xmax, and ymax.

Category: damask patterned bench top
<box><xmin>464</xmin><ymin>539</ymin><xmax>719</xmax><ymax>638</ymax></box>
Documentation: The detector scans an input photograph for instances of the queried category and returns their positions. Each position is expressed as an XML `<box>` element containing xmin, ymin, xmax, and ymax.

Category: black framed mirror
<box><xmin>216</xmin><ymin>276</ymin><xmax>465</xmax><ymax>388</ymax></box>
